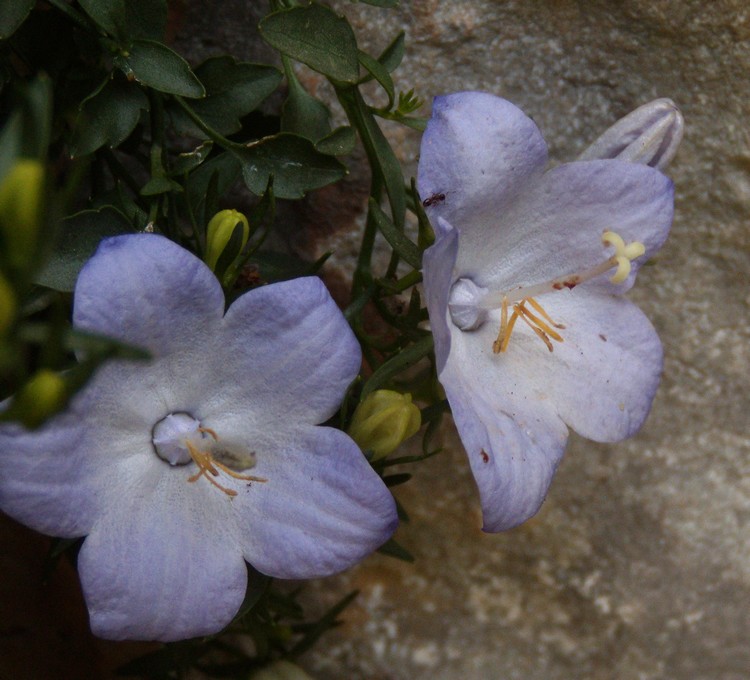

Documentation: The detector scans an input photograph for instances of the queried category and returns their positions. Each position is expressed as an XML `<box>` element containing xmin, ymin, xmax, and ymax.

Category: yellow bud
<box><xmin>4</xmin><ymin>369</ymin><xmax>68</xmax><ymax>429</ymax></box>
<box><xmin>0</xmin><ymin>271</ymin><xmax>16</xmax><ymax>334</ymax></box>
<box><xmin>348</xmin><ymin>389</ymin><xmax>421</xmax><ymax>460</ymax></box>
<box><xmin>0</xmin><ymin>159</ymin><xmax>45</xmax><ymax>271</ymax></box>
<box><xmin>204</xmin><ymin>209</ymin><xmax>250</xmax><ymax>286</ymax></box>
<box><xmin>248</xmin><ymin>660</ymin><xmax>314</xmax><ymax>680</ymax></box>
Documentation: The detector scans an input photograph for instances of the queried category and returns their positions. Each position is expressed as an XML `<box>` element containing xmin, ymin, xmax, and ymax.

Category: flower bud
<box><xmin>0</xmin><ymin>159</ymin><xmax>45</xmax><ymax>271</ymax></box>
<box><xmin>349</xmin><ymin>389</ymin><xmax>421</xmax><ymax>460</ymax></box>
<box><xmin>0</xmin><ymin>271</ymin><xmax>15</xmax><ymax>334</ymax></box>
<box><xmin>204</xmin><ymin>209</ymin><xmax>250</xmax><ymax>287</ymax></box>
<box><xmin>2</xmin><ymin>369</ymin><xmax>68</xmax><ymax>429</ymax></box>
<box><xmin>578</xmin><ymin>98</ymin><xmax>684</xmax><ymax>170</ymax></box>
<box><xmin>248</xmin><ymin>660</ymin><xmax>314</xmax><ymax>680</ymax></box>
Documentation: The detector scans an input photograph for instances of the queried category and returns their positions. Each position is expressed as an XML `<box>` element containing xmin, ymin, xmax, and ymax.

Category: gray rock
<box><xmin>176</xmin><ymin>1</ymin><xmax>750</xmax><ymax>678</ymax></box>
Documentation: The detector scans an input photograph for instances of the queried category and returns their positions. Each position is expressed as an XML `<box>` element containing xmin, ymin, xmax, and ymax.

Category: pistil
<box><xmin>479</xmin><ymin>230</ymin><xmax>645</xmax><ymax>354</ymax></box>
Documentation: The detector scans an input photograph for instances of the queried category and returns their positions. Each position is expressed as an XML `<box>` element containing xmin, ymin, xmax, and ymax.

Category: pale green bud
<box><xmin>0</xmin><ymin>271</ymin><xmax>15</xmax><ymax>334</ymax></box>
<box><xmin>0</xmin><ymin>159</ymin><xmax>45</xmax><ymax>271</ymax></box>
<box><xmin>349</xmin><ymin>389</ymin><xmax>421</xmax><ymax>460</ymax></box>
<box><xmin>248</xmin><ymin>660</ymin><xmax>315</xmax><ymax>680</ymax></box>
<box><xmin>578</xmin><ymin>98</ymin><xmax>684</xmax><ymax>171</ymax></box>
<box><xmin>205</xmin><ymin>209</ymin><xmax>250</xmax><ymax>287</ymax></box>
<box><xmin>3</xmin><ymin>369</ymin><xmax>68</xmax><ymax>429</ymax></box>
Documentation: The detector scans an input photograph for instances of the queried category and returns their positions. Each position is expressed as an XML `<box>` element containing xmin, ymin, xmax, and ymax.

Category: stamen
<box><xmin>493</xmin><ymin>298</ymin><xmax>564</xmax><ymax>354</ymax></box>
<box><xmin>185</xmin><ymin>433</ymin><xmax>267</xmax><ymax>497</ymax></box>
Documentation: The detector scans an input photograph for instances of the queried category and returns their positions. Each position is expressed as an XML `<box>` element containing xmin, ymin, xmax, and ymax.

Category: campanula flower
<box><xmin>419</xmin><ymin>92</ymin><xmax>675</xmax><ymax>531</ymax></box>
<box><xmin>0</xmin><ymin>234</ymin><xmax>397</xmax><ymax>640</ymax></box>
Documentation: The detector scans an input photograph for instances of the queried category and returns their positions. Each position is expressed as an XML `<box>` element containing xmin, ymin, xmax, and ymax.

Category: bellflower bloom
<box><xmin>419</xmin><ymin>92</ymin><xmax>675</xmax><ymax>531</ymax></box>
<box><xmin>0</xmin><ymin>234</ymin><xmax>397</xmax><ymax>641</ymax></box>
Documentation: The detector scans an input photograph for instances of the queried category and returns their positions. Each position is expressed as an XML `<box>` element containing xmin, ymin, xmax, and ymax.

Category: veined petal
<box><xmin>459</xmin><ymin>160</ymin><xmax>674</xmax><ymax>294</ymax></box>
<box><xmin>439</xmin><ymin>342</ymin><xmax>568</xmax><ymax>531</ymax></box>
<box><xmin>78</xmin><ymin>471</ymin><xmax>246</xmax><ymax>641</ymax></box>
<box><xmin>204</xmin><ymin>277</ymin><xmax>361</xmax><ymax>426</ymax></box>
<box><xmin>73</xmin><ymin>234</ymin><xmax>224</xmax><ymax>358</ymax></box>
<box><xmin>417</xmin><ymin>92</ymin><xmax>548</xmax><ymax>235</ymax></box>
<box><xmin>219</xmin><ymin>423</ymin><xmax>397</xmax><ymax>579</ymax></box>
<box><xmin>535</xmin><ymin>290</ymin><xmax>663</xmax><ymax>442</ymax></box>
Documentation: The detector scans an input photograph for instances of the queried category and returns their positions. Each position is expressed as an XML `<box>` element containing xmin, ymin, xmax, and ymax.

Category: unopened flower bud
<box><xmin>205</xmin><ymin>209</ymin><xmax>250</xmax><ymax>287</ymax></box>
<box><xmin>578</xmin><ymin>98</ymin><xmax>684</xmax><ymax>170</ymax></box>
<box><xmin>0</xmin><ymin>272</ymin><xmax>15</xmax><ymax>334</ymax></box>
<box><xmin>3</xmin><ymin>369</ymin><xmax>68</xmax><ymax>429</ymax></box>
<box><xmin>349</xmin><ymin>389</ymin><xmax>421</xmax><ymax>460</ymax></box>
<box><xmin>248</xmin><ymin>660</ymin><xmax>315</xmax><ymax>680</ymax></box>
<box><xmin>0</xmin><ymin>159</ymin><xmax>45</xmax><ymax>271</ymax></box>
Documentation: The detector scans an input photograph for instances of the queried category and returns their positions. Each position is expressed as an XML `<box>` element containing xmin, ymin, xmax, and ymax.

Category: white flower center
<box><xmin>447</xmin><ymin>230</ymin><xmax>646</xmax><ymax>354</ymax></box>
<box><xmin>151</xmin><ymin>412</ymin><xmax>266</xmax><ymax>497</ymax></box>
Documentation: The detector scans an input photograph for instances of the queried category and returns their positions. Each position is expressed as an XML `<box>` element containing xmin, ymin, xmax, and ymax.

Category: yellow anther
<box><xmin>602</xmin><ymin>230</ymin><xmax>645</xmax><ymax>284</ymax></box>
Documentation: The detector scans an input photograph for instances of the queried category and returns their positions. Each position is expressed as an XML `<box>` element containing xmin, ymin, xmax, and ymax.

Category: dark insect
<box><xmin>422</xmin><ymin>192</ymin><xmax>446</xmax><ymax>208</ymax></box>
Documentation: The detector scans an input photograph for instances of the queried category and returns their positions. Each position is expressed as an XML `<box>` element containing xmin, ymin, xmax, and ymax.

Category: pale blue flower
<box><xmin>419</xmin><ymin>92</ymin><xmax>675</xmax><ymax>531</ymax></box>
<box><xmin>0</xmin><ymin>234</ymin><xmax>397</xmax><ymax>641</ymax></box>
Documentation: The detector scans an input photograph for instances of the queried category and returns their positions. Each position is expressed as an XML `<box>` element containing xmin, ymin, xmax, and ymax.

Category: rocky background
<box><xmin>173</xmin><ymin>1</ymin><xmax>749</xmax><ymax>679</ymax></box>
<box><xmin>1</xmin><ymin>2</ymin><xmax>746</xmax><ymax>679</ymax></box>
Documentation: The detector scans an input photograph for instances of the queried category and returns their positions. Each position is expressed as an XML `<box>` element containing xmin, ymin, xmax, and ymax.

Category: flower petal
<box><xmin>220</xmin><ymin>423</ymin><xmax>397</xmax><ymax>579</ymax></box>
<box><xmin>78</xmin><ymin>472</ymin><xmax>247</xmax><ymax>641</ymax></box>
<box><xmin>439</xmin><ymin>349</ymin><xmax>568</xmax><ymax>532</ymax></box>
<box><xmin>422</xmin><ymin>224</ymin><xmax>459</xmax><ymax>373</ymax></box>
<box><xmin>534</xmin><ymin>290</ymin><xmax>663</xmax><ymax>442</ymax></box>
<box><xmin>417</xmin><ymin>92</ymin><xmax>548</xmax><ymax>238</ymax></box>
<box><xmin>457</xmin><ymin>160</ymin><xmax>674</xmax><ymax>294</ymax></box>
<box><xmin>205</xmin><ymin>277</ymin><xmax>361</xmax><ymax>425</ymax></box>
<box><xmin>73</xmin><ymin>234</ymin><xmax>224</xmax><ymax>358</ymax></box>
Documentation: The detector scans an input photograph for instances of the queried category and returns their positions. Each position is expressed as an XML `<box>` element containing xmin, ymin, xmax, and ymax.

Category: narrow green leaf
<box><xmin>234</xmin><ymin>133</ymin><xmax>345</xmax><ymax>199</ymax></box>
<box><xmin>378</xmin><ymin>31</ymin><xmax>405</xmax><ymax>73</ymax></box>
<box><xmin>119</xmin><ymin>40</ymin><xmax>205</xmax><ymax>98</ymax></box>
<box><xmin>186</xmin><ymin>152</ymin><xmax>242</xmax><ymax>221</ymax></box>
<box><xmin>377</xmin><ymin>538</ymin><xmax>415</xmax><ymax>562</ymax></box>
<box><xmin>358</xmin><ymin>50</ymin><xmax>394</xmax><ymax>109</ymax></box>
<box><xmin>362</xmin><ymin>334</ymin><xmax>434</xmax><ymax>398</ymax></box>
<box><xmin>140</xmin><ymin>175</ymin><xmax>182</xmax><ymax>196</ymax></box>
<box><xmin>0</xmin><ymin>0</ymin><xmax>35</xmax><ymax>40</ymax></box>
<box><xmin>35</xmin><ymin>206</ymin><xmax>133</xmax><ymax>291</ymax></box>
<box><xmin>357</xmin><ymin>0</ymin><xmax>400</xmax><ymax>7</ymax></box>
<box><xmin>70</xmin><ymin>79</ymin><xmax>149</xmax><ymax>157</ymax></box>
<box><xmin>170</xmin><ymin>141</ymin><xmax>213</xmax><ymax>175</ymax></box>
<box><xmin>260</xmin><ymin>4</ymin><xmax>360</xmax><ymax>83</ymax></box>
<box><xmin>368</xmin><ymin>198</ymin><xmax>421</xmax><ymax>269</ymax></box>
<box><xmin>176</xmin><ymin>57</ymin><xmax>282</xmax><ymax>135</ymax></box>
<box><xmin>315</xmin><ymin>126</ymin><xmax>357</xmax><ymax>156</ymax></box>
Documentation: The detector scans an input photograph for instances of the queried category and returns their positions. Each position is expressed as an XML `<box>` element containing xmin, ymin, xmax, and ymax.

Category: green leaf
<box><xmin>377</xmin><ymin>31</ymin><xmax>405</xmax><ymax>73</ymax></box>
<box><xmin>78</xmin><ymin>0</ymin><xmax>166</xmax><ymax>42</ymax></box>
<box><xmin>316</xmin><ymin>126</ymin><xmax>356</xmax><ymax>156</ymax></box>
<box><xmin>117</xmin><ymin>40</ymin><xmax>205</xmax><ymax>98</ymax></box>
<box><xmin>35</xmin><ymin>206</ymin><xmax>133</xmax><ymax>292</ymax></box>
<box><xmin>175</xmin><ymin>57</ymin><xmax>282</xmax><ymax>136</ymax></box>
<box><xmin>70</xmin><ymin>78</ymin><xmax>149</xmax><ymax>157</ymax></box>
<box><xmin>260</xmin><ymin>4</ymin><xmax>360</xmax><ymax>83</ymax></box>
<box><xmin>140</xmin><ymin>175</ymin><xmax>182</xmax><ymax>196</ymax></box>
<box><xmin>234</xmin><ymin>133</ymin><xmax>345</xmax><ymax>199</ymax></box>
<box><xmin>358</xmin><ymin>50</ymin><xmax>394</xmax><ymax>109</ymax></box>
<box><xmin>0</xmin><ymin>0</ymin><xmax>35</xmax><ymax>40</ymax></box>
<box><xmin>249</xmin><ymin>250</ymin><xmax>330</xmax><ymax>283</ymax></box>
<box><xmin>361</xmin><ymin>334</ymin><xmax>434</xmax><ymax>398</ymax></box>
<box><xmin>377</xmin><ymin>538</ymin><xmax>414</xmax><ymax>562</ymax></box>
<box><xmin>185</xmin><ymin>151</ymin><xmax>242</xmax><ymax>221</ymax></box>
<box><xmin>170</xmin><ymin>141</ymin><xmax>213</xmax><ymax>175</ymax></box>
<box><xmin>281</xmin><ymin>64</ymin><xmax>331</xmax><ymax>142</ymax></box>
<box><xmin>368</xmin><ymin>198</ymin><xmax>421</xmax><ymax>269</ymax></box>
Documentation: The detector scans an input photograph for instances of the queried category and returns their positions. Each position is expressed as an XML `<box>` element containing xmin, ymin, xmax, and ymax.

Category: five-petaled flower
<box><xmin>419</xmin><ymin>92</ymin><xmax>676</xmax><ymax>531</ymax></box>
<box><xmin>0</xmin><ymin>234</ymin><xmax>397</xmax><ymax>641</ymax></box>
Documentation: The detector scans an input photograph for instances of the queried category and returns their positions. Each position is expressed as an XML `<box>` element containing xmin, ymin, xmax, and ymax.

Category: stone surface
<box><xmin>171</xmin><ymin>1</ymin><xmax>750</xmax><ymax>678</ymax></box>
